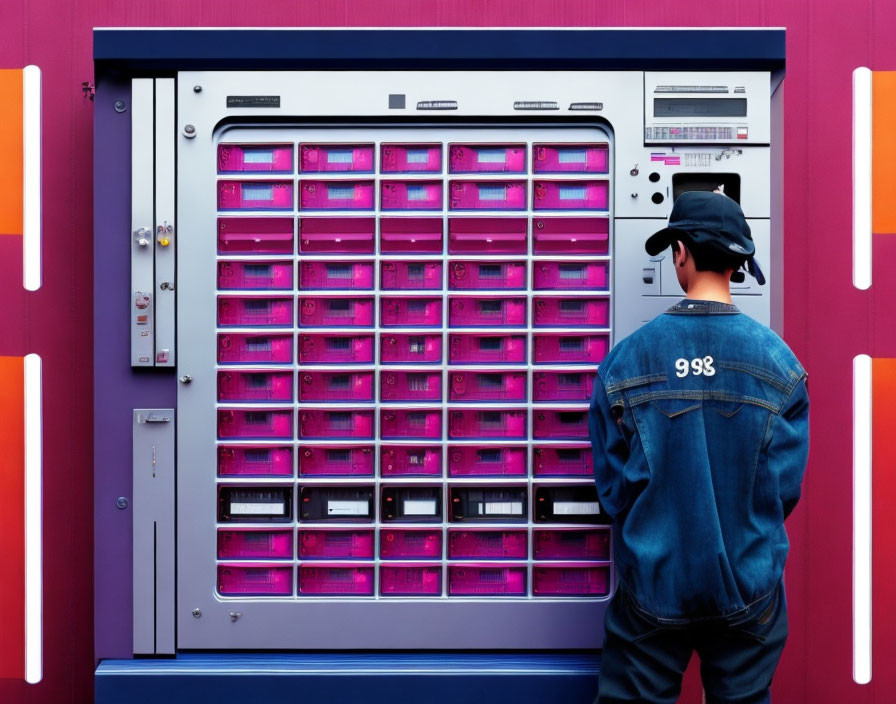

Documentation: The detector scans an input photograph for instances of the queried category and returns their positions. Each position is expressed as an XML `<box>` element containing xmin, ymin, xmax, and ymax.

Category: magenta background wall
<box><xmin>2</xmin><ymin>1</ymin><xmax>894</xmax><ymax>702</ymax></box>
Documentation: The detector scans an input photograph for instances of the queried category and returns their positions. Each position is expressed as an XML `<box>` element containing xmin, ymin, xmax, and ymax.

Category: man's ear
<box><xmin>674</xmin><ymin>240</ymin><xmax>688</xmax><ymax>268</ymax></box>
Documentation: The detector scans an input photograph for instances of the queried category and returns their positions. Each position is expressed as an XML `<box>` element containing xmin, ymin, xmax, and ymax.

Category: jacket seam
<box><xmin>605</xmin><ymin>373</ymin><xmax>668</xmax><ymax>393</ymax></box>
<box><xmin>717</xmin><ymin>361</ymin><xmax>794</xmax><ymax>393</ymax></box>
<box><xmin>627</xmin><ymin>389</ymin><xmax>781</xmax><ymax>413</ymax></box>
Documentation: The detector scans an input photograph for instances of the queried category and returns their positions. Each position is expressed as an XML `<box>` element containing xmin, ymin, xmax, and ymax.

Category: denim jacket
<box><xmin>589</xmin><ymin>299</ymin><xmax>809</xmax><ymax>622</ymax></box>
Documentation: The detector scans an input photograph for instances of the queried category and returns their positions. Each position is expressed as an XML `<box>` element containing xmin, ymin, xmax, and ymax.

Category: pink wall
<box><xmin>1</xmin><ymin>1</ymin><xmax>892</xmax><ymax>702</ymax></box>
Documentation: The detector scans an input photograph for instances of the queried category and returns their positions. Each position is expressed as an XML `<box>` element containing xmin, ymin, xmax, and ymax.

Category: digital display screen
<box><xmin>653</xmin><ymin>98</ymin><xmax>747</xmax><ymax>118</ymax></box>
<box><xmin>242</xmin><ymin>148</ymin><xmax>275</xmax><ymax>164</ymax></box>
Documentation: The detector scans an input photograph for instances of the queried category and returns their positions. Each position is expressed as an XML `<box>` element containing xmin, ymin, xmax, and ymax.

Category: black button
<box><xmin>651</xmin><ymin>192</ymin><xmax>664</xmax><ymax>204</ymax></box>
<box><xmin>649</xmin><ymin>172</ymin><xmax>661</xmax><ymax>183</ymax></box>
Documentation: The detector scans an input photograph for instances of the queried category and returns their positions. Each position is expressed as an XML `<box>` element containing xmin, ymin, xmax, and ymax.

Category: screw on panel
<box><xmin>230</xmin><ymin>612</ymin><xmax>242</xmax><ymax>622</ymax></box>
<box><xmin>193</xmin><ymin>85</ymin><xmax>202</xmax><ymax>93</ymax></box>
<box><xmin>113</xmin><ymin>99</ymin><xmax>126</xmax><ymax>113</ymax></box>
<box><xmin>179</xmin><ymin>375</ymin><xmax>193</xmax><ymax>384</ymax></box>
<box><xmin>192</xmin><ymin>609</ymin><xmax>202</xmax><ymax>618</ymax></box>
<box><xmin>116</xmin><ymin>497</ymin><xmax>129</xmax><ymax>510</ymax></box>
<box><xmin>183</xmin><ymin>124</ymin><xmax>196</xmax><ymax>139</ymax></box>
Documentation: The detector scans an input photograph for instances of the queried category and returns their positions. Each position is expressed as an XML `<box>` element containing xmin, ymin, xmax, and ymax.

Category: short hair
<box><xmin>674</xmin><ymin>237</ymin><xmax>745</xmax><ymax>274</ymax></box>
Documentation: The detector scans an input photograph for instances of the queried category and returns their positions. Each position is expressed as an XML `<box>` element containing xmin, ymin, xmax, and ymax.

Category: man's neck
<box><xmin>683</xmin><ymin>274</ymin><xmax>733</xmax><ymax>304</ymax></box>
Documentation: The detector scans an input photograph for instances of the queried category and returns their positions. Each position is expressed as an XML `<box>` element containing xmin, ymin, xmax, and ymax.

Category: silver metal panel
<box><xmin>133</xmin><ymin>408</ymin><xmax>175</xmax><ymax>655</ymax></box>
<box><xmin>131</xmin><ymin>79</ymin><xmax>156</xmax><ymax>366</ymax></box>
<box><xmin>154</xmin><ymin>79</ymin><xmax>176</xmax><ymax>367</ymax></box>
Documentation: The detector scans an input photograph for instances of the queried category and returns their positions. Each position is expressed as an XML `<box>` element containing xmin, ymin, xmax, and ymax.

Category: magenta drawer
<box><xmin>534</xmin><ymin>529</ymin><xmax>610</xmax><ymax>560</ymax></box>
<box><xmin>533</xmin><ymin>333</ymin><xmax>608</xmax><ymax>365</ymax></box>
<box><xmin>218</xmin><ymin>217</ymin><xmax>294</xmax><ymax>255</ymax></box>
<box><xmin>299</xmin><ymin>371</ymin><xmax>374</xmax><ymax>402</ymax></box>
<box><xmin>381</xmin><ymin>297</ymin><xmax>442</xmax><ymax>327</ymax></box>
<box><xmin>218</xmin><ymin>446</ymin><xmax>293</xmax><ymax>477</ymax></box>
<box><xmin>533</xmin><ymin>564</ymin><xmax>610</xmax><ymax>596</ymax></box>
<box><xmin>449</xmin><ymin>296</ymin><xmax>526</xmax><ymax>327</ymax></box>
<box><xmin>448</xmin><ymin>565</ymin><xmax>526</xmax><ymax>596</ymax></box>
<box><xmin>299</xmin><ymin>333</ymin><xmax>374</xmax><ymax>364</ymax></box>
<box><xmin>299</xmin><ymin>296</ymin><xmax>375</xmax><ymax>327</ymax></box>
<box><xmin>533</xmin><ymin>410</ymin><xmax>588</xmax><ymax>440</ymax></box>
<box><xmin>381</xmin><ymin>143</ymin><xmax>442</xmax><ymax>173</ymax></box>
<box><xmin>448</xmin><ymin>530</ymin><xmax>528</xmax><ymax>559</ymax></box>
<box><xmin>381</xmin><ymin>260</ymin><xmax>442</xmax><ymax>290</ymax></box>
<box><xmin>448</xmin><ymin>217</ymin><xmax>527</xmax><ymax>255</ymax></box>
<box><xmin>449</xmin><ymin>144</ymin><xmax>526</xmax><ymax>173</ymax></box>
<box><xmin>380</xmin><ymin>217</ymin><xmax>444</xmax><ymax>254</ymax></box>
<box><xmin>450</xmin><ymin>181</ymin><xmax>526</xmax><ymax>210</ymax></box>
<box><xmin>533</xmin><ymin>180</ymin><xmax>609</xmax><ymax>211</ymax></box>
<box><xmin>380</xmin><ymin>529</ymin><xmax>442</xmax><ymax>559</ymax></box>
<box><xmin>300</xmin><ymin>180</ymin><xmax>374</xmax><ymax>210</ymax></box>
<box><xmin>299</xmin><ymin>445</ymin><xmax>374</xmax><ymax>477</ymax></box>
<box><xmin>218</xmin><ymin>261</ymin><xmax>293</xmax><ymax>290</ymax></box>
<box><xmin>300</xmin><ymin>144</ymin><xmax>374</xmax><ymax>173</ymax></box>
<box><xmin>218</xmin><ymin>181</ymin><xmax>293</xmax><ymax>210</ymax></box>
<box><xmin>299</xmin><ymin>565</ymin><xmax>374</xmax><ymax>596</ymax></box>
<box><xmin>299</xmin><ymin>217</ymin><xmax>375</xmax><ymax>254</ymax></box>
<box><xmin>299</xmin><ymin>410</ymin><xmax>374</xmax><ymax>439</ymax></box>
<box><xmin>533</xmin><ymin>261</ymin><xmax>609</xmax><ymax>291</ymax></box>
<box><xmin>299</xmin><ymin>261</ymin><xmax>374</xmax><ymax>290</ymax></box>
<box><xmin>450</xmin><ymin>371</ymin><xmax>526</xmax><ymax>402</ymax></box>
<box><xmin>218</xmin><ymin>371</ymin><xmax>294</xmax><ymax>403</ymax></box>
<box><xmin>533</xmin><ymin>445</ymin><xmax>593</xmax><ymax>477</ymax></box>
<box><xmin>381</xmin><ymin>180</ymin><xmax>442</xmax><ymax>210</ymax></box>
<box><xmin>218</xmin><ymin>144</ymin><xmax>293</xmax><ymax>173</ymax></box>
<box><xmin>381</xmin><ymin>334</ymin><xmax>442</xmax><ymax>364</ymax></box>
<box><xmin>381</xmin><ymin>370</ymin><xmax>442</xmax><ymax>402</ymax></box>
<box><xmin>533</xmin><ymin>143</ymin><xmax>609</xmax><ymax>174</ymax></box>
<box><xmin>532</xmin><ymin>217</ymin><xmax>610</xmax><ymax>255</ymax></box>
<box><xmin>533</xmin><ymin>297</ymin><xmax>609</xmax><ymax>327</ymax></box>
<box><xmin>299</xmin><ymin>530</ymin><xmax>375</xmax><ymax>559</ymax></box>
<box><xmin>218</xmin><ymin>333</ymin><xmax>293</xmax><ymax>364</ymax></box>
<box><xmin>218</xmin><ymin>297</ymin><xmax>293</xmax><ymax>327</ymax></box>
<box><xmin>380</xmin><ymin>409</ymin><xmax>442</xmax><ymax>440</ymax></box>
<box><xmin>448</xmin><ymin>445</ymin><xmax>526</xmax><ymax>477</ymax></box>
<box><xmin>448</xmin><ymin>334</ymin><xmax>526</xmax><ymax>365</ymax></box>
<box><xmin>533</xmin><ymin>370</ymin><xmax>597</xmax><ymax>403</ymax></box>
<box><xmin>449</xmin><ymin>260</ymin><xmax>525</xmax><ymax>290</ymax></box>
<box><xmin>218</xmin><ymin>530</ymin><xmax>293</xmax><ymax>559</ymax></box>
<box><xmin>448</xmin><ymin>409</ymin><xmax>526</xmax><ymax>440</ymax></box>
<box><xmin>218</xmin><ymin>565</ymin><xmax>292</xmax><ymax>596</ymax></box>
<box><xmin>380</xmin><ymin>565</ymin><xmax>442</xmax><ymax>596</ymax></box>
<box><xmin>381</xmin><ymin>446</ymin><xmax>442</xmax><ymax>477</ymax></box>
<box><xmin>218</xmin><ymin>409</ymin><xmax>293</xmax><ymax>439</ymax></box>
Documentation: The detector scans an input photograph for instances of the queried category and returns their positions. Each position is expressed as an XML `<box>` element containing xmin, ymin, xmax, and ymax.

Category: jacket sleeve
<box><xmin>770</xmin><ymin>374</ymin><xmax>810</xmax><ymax>519</ymax></box>
<box><xmin>589</xmin><ymin>374</ymin><xmax>631</xmax><ymax>522</ymax></box>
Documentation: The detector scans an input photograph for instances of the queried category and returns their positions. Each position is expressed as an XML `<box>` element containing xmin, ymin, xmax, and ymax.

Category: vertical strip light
<box><xmin>853</xmin><ymin>67</ymin><xmax>872</xmax><ymax>290</ymax></box>
<box><xmin>22</xmin><ymin>65</ymin><xmax>41</xmax><ymax>292</ymax></box>
<box><xmin>853</xmin><ymin>353</ymin><xmax>872</xmax><ymax>684</ymax></box>
<box><xmin>24</xmin><ymin>353</ymin><xmax>42</xmax><ymax>684</ymax></box>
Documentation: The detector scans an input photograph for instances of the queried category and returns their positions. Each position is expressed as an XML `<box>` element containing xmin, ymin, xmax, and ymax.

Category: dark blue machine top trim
<box><xmin>93</xmin><ymin>28</ymin><xmax>785</xmax><ymax>72</ymax></box>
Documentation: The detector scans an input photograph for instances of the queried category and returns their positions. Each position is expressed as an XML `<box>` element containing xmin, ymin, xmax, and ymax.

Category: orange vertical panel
<box><xmin>0</xmin><ymin>70</ymin><xmax>23</xmax><ymax>236</ymax></box>
<box><xmin>872</xmin><ymin>72</ymin><xmax>896</xmax><ymax>233</ymax></box>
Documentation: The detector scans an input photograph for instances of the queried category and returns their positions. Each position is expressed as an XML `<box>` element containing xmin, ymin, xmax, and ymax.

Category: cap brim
<box><xmin>645</xmin><ymin>227</ymin><xmax>687</xmax><ymax>256</ymax></box>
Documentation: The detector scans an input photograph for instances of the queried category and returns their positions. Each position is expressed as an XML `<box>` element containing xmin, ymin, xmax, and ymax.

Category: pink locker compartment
<box><xmin>380</xmin><ymin>565</ymin><xmax>443</xmax><ymax>596</ymax></box>
<box><xmin>381</xmin><ymin>260</ymin><xmax>442</xmax><ymax>290</ymax></box>
<box><xmin>381</xmin><ymin>334</ymin><xmax>442</xmax><ymax>365</ymax></box>
<box><xmin>450</xmin><ymin>371</ymin><xmax>527</xmax><ymax>403</ymax></box>
<box><xmin>449</xmin><ymin>296</ymin><xmax>526</xmax><ymax>327</ymax></box>
<box><xmin>532</xmin><ymin>445</ymin><xmax>593</xmax><ymax>477</ymax></box>
<box><xmin>533</xmin><ymin>261</ymin><xmax>609</xmax><ymax>291</ymax></box>
<box><xmin>218</xmin><ymin>445</ymin><xmax>294</xmax><ymax>477</ymax></box>
<box><xmin>299</xmin><ymin>371</ymin><xmax>375</xmax><ymax>403</ymax></box>
<box><xmin>218</xmin><ymin>181</ymin><xmax>294</xmax><ymax>210</ymax></box>
<box><xmin>300</xmin><ymin>143</ymin><xmax>374</xmax><ymax>173</ymax></box>
<box><xmin>218</xmin><ymin>143</ymin><xmax>294</xmax><ymax>173</ymax></box>
<box><xmin>299</xmin><ymin>217</ymin><xmax>375</xmax><ymax>254</ymax></box>
<box><xmin>381</xmin><ymin>370</ymin><xmax>442</xmax><ymax>402</ymax></box>
<box><xmin>532</xmin><ymin>217</ymin><xmax>610</xmax><ymax>255</ymax></box>
<box><xmin>299</xmin><ymin>530</ymin><xmax>375</xmax><ymax>559</ymax></box>
<box><xmin>533</xmin><ymin>180</ymin><xmax>609</xmax><ymax>211</ymax></box>
<box><xmin>381</xmin><ymin>446</ymin><xmax>442</xmax><ymax>477</ymax></box>
<box><xmin>448</xmin><ymin>445</ymin><xmax>526</xmax><ymax>477</ymax></box>
<box><xmin>380</xmin><ymin>217</ymin><xmax>444</xmax><ymax>254</ymax></box>
<box><xmin>448</xmin><ymin>409</ymin><xmax>527</xmax><ymax>440</ymax></box>
<box><xmin>299</xmin><ymin>445</ymin><xmax>374</xmax><ymax>477</ymax></box>
<box><xmin>448</xmin><ymin>144</ymin><xmax>526</xmax><ymax>173</ymax></box>
<box><xmin>533</xmin><ymin>333</ymin><xmax>609</xmax><ymax>365</ymax></box>
<box><xmin>218</xmin><ymin>409</ymin><xmax>294</xmax><ymax>440</ymax></box>
<box><xmin>534</xmin><ymin>529</ymin><xmax>610</xmax><ymax>560</ymax></box>
<box><xmin>380</xmin><ymin>409</ymin><xmax>442</xmax><ymax>440</ymax></box>
<box><xmin>218</xmin><ymin>333</ymin><xmax>293</xmax><ymax>364</ymax></box>
<box><xmin>381</xmin><ymin>180</ymin><xmax>443</xmax><ymax>210</ymax></box>
<box><xmin>533</xmin><ymin>296</ymin><xmax>609</xmax><ymax>328</ymax></box>
<box><xmin>381</xmin><ymin>297</ymin><xmax>442</xmax><ymax>327</ymax></box>
<box><xmin>300</xmin><ymin>180</ymin><xmax>375</xmax><ymax>210</ymax></box>
<box><xmin>448</xmin><ymin>530</ymin><xmax>528</xmax><ymax>559</ymax></box>
<box><xmin>299</xmin><ymin>261</ymin><xmax>374</xmax><ymax>290</ymax></box>
<box><xmin>218</xmin><ymin>370</ymin><xmax>294</xmax><ymax>403</ymax></box>
<box><xmin>298</xmin><ymin>409</ymin><xmax>374</xmax><ymax>440</ymax></box>
<box><xmin>299</xmin><ymin>565</ymin><xmax>374</xmax><ymax>596</ymax></box>
<box><xmin>448</xmin><ymin>217</ymin><xmax>527</xmax><ymax>255</ymax></box>
<box><xmin>448</xmin><ymin>334</ymin><xmax>526</xmax><ymax>365</ymax></box>
<box><xmin>532</xmin><ymin>143</ymin><xmax>609</xmax><ymax>174</ymax></box>
<box><xmin>218</xmin><ymin>296</ymin><xmax>293</xmax><ymax>327</ymax></box>
<box><xmin>448</xmin><ymin>260</ymin><xmax>526</xmax><ymax>290</ymax></box>
<box><xmin>218</xmin><ymin>217</ymin><xmax>294</xmax><ymax>255</ymax></box>
<box><xmin>533</xmin><ymin>409</ymin><xmax>588</xmax><ymax>440</ymax></box>
<box><xmin>380</xmin><ymin>529</ymin><xmax>443</xmax><ymax>559</ymax></box>
<box><xmin>218</xmin><ymin>565</ymin><xmax>293</xmax><ymax>596</ymax></box>
<box><xmin>299</xmin><ymin>333</ymin><xmax>375</xmax><ymax>364</ymax></box>
<box><xmin>449</xmin><ymin>181</ymin><xmax>526</xmax><ymax>210</ymax></box>
<box><xmin>218</xmin><ymin>529</ymin><xmax>294</xmax><ymax>560</ymax></box>
<box><xmin>533</xmin><ymin>564</ymin><xmax>610</xmax><ymax>597</ymax></box>
<box><xmin>448</xmin><ymin>565</ymin><xmax>527</xmax><ymax>596</ymax></box>
<box><xmin>533</xmin><ymin>370</ymin><xmax>597</xmax><ymax>403</ymax></box>
<box><xmin>380</xmin><ymin>143</ymin><xmax>442</xmax><ymax>173</ymax></box>
<box><xmin>217</xmin><ymin>261</ymin><xmax>293</xmax><ymax>290</ymax></box>
<box><xmin>299</xmin><ymin>296</ymin><xmax>375</xmax><ymax>327</ymax></box>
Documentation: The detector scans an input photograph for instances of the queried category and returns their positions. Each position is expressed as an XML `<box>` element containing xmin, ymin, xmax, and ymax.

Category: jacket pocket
<box><xmin>650</xmin><ymin>399</ymin><xmax>701</xmax><ymax>419</ymax></box>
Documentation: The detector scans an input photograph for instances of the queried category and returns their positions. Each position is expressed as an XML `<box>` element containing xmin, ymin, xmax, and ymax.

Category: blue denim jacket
<box><xmin>590</xmin><ymin>299</ymin><xmax>809</xmax><ymax>622</ymax></box>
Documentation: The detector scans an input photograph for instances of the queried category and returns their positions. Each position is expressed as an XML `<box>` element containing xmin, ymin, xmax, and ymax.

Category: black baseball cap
<box><xmin>645</xmin><ymin>191</ymin><xmax>765</xmax><ymax>285</ymax></box>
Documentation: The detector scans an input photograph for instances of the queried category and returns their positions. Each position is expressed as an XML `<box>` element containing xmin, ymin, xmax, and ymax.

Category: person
<box><xmin>589</xmin><ymin>191</ymin><xmax>809</xmax><ymax>704</ymax></box>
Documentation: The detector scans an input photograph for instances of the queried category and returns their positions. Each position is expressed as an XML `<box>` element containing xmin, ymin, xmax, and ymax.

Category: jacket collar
<box><xmin>665</xmin><ymin>298</ymin><xmax>741</xmax><ymax>315</ymax></box>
